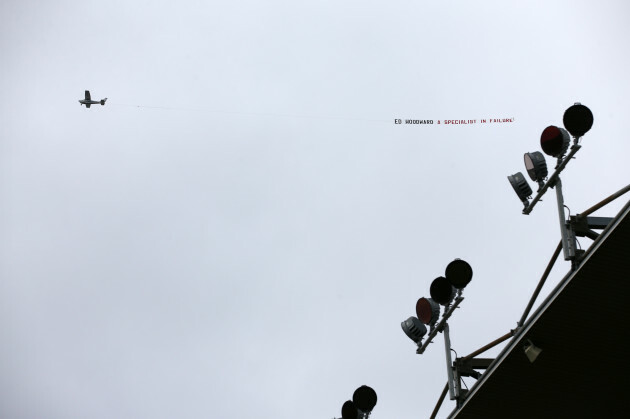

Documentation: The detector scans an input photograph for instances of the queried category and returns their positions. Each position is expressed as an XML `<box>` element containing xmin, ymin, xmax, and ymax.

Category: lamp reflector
<box><xmin>524</xmin><ymin>340</ymin><xmax>542</xmax><ymax>363</ymax></box>
<box><xmin>430</xmin><ymin>276</ymin><xmax>456</xmax><ymax>306</ymax></box>
<box><xmin>401</xmin><ymin>316</ymin><xmax>427</xmax><ymax>343</ymax></box>
<box><xmin>353</xmin><ymin>385</ymin><xmax>377</xmax><ymax>413</ymax></box>
<box><xmin>523</xmin><ymin>151</ymin><xmax>548</xmax><ymax>183</ymax></box>
<box><xmin>563</xmin><ymin>103</ymin><xmax>593</xmax><ymax>138</ymax></box>
<box><xmin>508</xmin><ymin>172</ymin><xmax>533</xmax><ymax>201</ymax></box>
<box><xmin>341</xmin><ymin>400</ymin><xmax>358</xmax><ymax>419</ymax></box>
<box><xmin>416</xmin><ymin>297</ymin><xmax>440</xmax><ymax>326</ymax></box>
<box><xmin>445</xmin><ymin>259</ymin><xmax>473</xmax><ymax>289</ymax></box>
<box><xmin>540</xmin><ymin>126</ymin><xmax>570</xmax><ymax>157</ymax></box>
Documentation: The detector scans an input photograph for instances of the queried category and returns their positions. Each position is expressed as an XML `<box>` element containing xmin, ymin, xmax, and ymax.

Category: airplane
<box><xmin>79</xmin><ymin>90</ymin><xmax>107</xmax><ymax>108</ymax></box>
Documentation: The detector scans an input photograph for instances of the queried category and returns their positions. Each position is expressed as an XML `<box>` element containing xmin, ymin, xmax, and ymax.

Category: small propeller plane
<box><xmin>79</xmin><ymin>90</ymin><xmax>107</xmax><ymax>108</ymax></box>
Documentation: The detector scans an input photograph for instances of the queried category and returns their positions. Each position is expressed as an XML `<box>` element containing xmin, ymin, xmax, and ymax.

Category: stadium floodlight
<box><xmin>445</xmin><ymin>259</ymin><xmax>473</xmax><ymax>289</ymax></box>
<box><xmin>540</xmin><ymin>126</ymin><xmax>570</xmax><ymax>158</ymax></box>
<box><xmin>341</xmin><ymin>400</ymin><xmax>358</xmax><ymax>419</ymax></box>
<box><xmin>404</xmin><ymin>261</ymin><xmax>473</xmax><ymax>405</ymax></box>
<box><xmin>401</xmin><ymin>316</ymin><xmax>427</xmax><ymax>344</ymax></box>
<box><xmin>353</xmin><ymin>385</ymin><xmax>377</xmax><ymax>413</ymax></box>
<box><xmin>430</xmin><ymin>276</ymin><xmax>456</xmax><ymax>306</ymax></box>
<box><xmin>563</xmin><ymin>103</ymin><xmax>593</xmax><ymax>138</ymax></box>
<box><xmin>508</xmin><ymin>172</ymin><xmax>533</xmax><ymax>207</ymax></box>
<box><xmin>524</xmin><ymin>151</ymin><xmax>548</xmax><ymax>191</ymax></box>
<box><xmin>416</xmin><ymin>297</ymin><xmax>440</xmax><ymax>327</ymax></box>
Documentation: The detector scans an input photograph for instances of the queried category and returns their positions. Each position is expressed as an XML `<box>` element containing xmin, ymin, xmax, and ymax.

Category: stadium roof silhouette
<box><xmin>447</xmin><ymin>198</ymin><xmax>630</xmax><ymax>418</ymax></box>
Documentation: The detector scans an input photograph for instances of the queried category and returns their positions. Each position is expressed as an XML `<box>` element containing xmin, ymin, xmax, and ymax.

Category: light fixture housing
<box><xmin>353</xmin><ymin>385</ymin><xmax>377</xmax><ymax>413</ymax></box>
<box><xmin>416</xmin><ymin>297</ymin><xmax>440</xmax><ymax>326</ymax></box>
<box><xmin>430</xmin><ymin>276</ymin><xmax>456</xmax><ymax>306</ymax></box>
<box><xmin>401</xmin><ymin>316</ymin><xmax>427</xmax><ymax>344</ymax></box>
<box><xmin>540</xmin><ymin>126</ymin><xmax>570</xmax><ymax>158</ymax></box>
<box><xmin>341</xmin><ymin>400</ymin><xmax>358</xmax><ymax>419</ymax></box>
<box><xmin>445</xmin><ymin>259</ymin><xmax>473</xmax><ymax>289</ymax></box>
<box><xmin>524</xmin><ymin>151</ymin><xmax>548</xmax><ymax>190</ymax></box>
<box><xmin>563</xmin><ymin>103</ymin><xmax>593</xmax><ymax>138</ymax></box>
<box><xmin>523</xmin><ymin>339</ymin><xmax>542</xmax><ymax>363</ymax></box>
<box><xmin>508</xmin><ymin>172</ymin><xmax>533</xmax><ymax>206</ymax></box>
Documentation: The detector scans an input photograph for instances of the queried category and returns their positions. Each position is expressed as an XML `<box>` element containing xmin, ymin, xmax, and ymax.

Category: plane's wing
<box><xmin>85</xmin><ymin>90</ymin><xmax>91</xmax><ymax>100</ymax></box>
<box><xmin>86</xmin><ymin>103</ymin><xmax>91</xmax><ymax>108</ymax></box>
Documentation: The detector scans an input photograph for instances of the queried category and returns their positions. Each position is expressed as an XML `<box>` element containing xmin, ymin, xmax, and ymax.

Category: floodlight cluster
<box><xmin>401</xmin><ymin>259</ymin><xmax>473</xmax><ymax>346</ymax></box>
<box><xmin>507</xmin><ymin>103</ymin><xmax>593</xmax><ymax>209</ymax></box>
<box><xmin>340</xmin><ymin>386</ymin><xmax>377</xmax><ymax>419</ymax></box>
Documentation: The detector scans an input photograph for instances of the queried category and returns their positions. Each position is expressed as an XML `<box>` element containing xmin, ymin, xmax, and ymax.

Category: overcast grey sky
<box><xmin>1</xmin><ymin>1</ymin><xmax>629</xmax><ymax>418</ymax></box>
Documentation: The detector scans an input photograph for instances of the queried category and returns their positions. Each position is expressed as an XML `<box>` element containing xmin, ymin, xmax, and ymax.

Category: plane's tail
<box><xmin>101</xmin><ymin>98</ymin><xmax>107</xmax><ymax>105</ymax></box>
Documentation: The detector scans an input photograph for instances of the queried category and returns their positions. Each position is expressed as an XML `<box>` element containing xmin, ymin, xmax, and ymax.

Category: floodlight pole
<box><xmin>522</xmin><ymin>142</ymin><xmax>582</xmax><ymax>262</ymax></box>
<box><xmin>553</xmin><ymin>177</ymin><xmax>576</xmax><ymax>261</ymax></box>
<box><xmin>415</xmin><ymin>296</ymin><xmax>464</xmax><ymax>402</ymax></box>
<box><xmin>443</xmin><ymin>323</ymin><xmax>458</xmax><ymax>401</ymax></box>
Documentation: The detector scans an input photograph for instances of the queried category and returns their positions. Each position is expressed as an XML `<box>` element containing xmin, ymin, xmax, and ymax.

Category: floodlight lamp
<box><xmin>430</xmin><ymin>276</ymin><xmax>456</xmax><ymax>306</ymax></box>
<box><xmin>445</xmin><ymin>259</ymin><xmax>473</xmax><ymax>289</ymax></box>
<box><xmin>416</xmin><ymin>297</ymin><xmax>440</xmax><ymax>326</ymax></box>
<box><xmin>540</xmin><ymin>126</ymin><xmax>570</xmax><ymax>158</ymax></box>
<box><xmin>523</xmin><ymin>151</ymin><xmax>548</xmax><ymax>190</ymax></box>
<box><xmin>523</xmin><ymin>339</ymin><xmax>542</xmax><ymax>363</ymax></box>
<box><xmin>401</xmin><ymin>316</ymin><xmax>427</xmax><ymax>344</ymax></box>
<box><xmin>341</xmin><ymin>400</ymin><xmax>358</xmax><ymax>419</ymax></box>
<box><xmin>353</xmin><ymin>385</ymin><xmax>377</xmax><ymax>413</ymax></box>
<box><xmin>563</xmin><ymin>103</ymin><xmax>593</xmax><ymax>138</ymax></box>
<box><xmin>508</xmin><ymin>172</ymin><xmax>533</xmax><ymax>207</ymax></box>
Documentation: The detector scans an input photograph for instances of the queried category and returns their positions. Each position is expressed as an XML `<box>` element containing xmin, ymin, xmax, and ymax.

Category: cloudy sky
<box><xmin>1</xmin><ymin>1</ymin><xmax>629</xmax><ymax>418</ymax></box>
